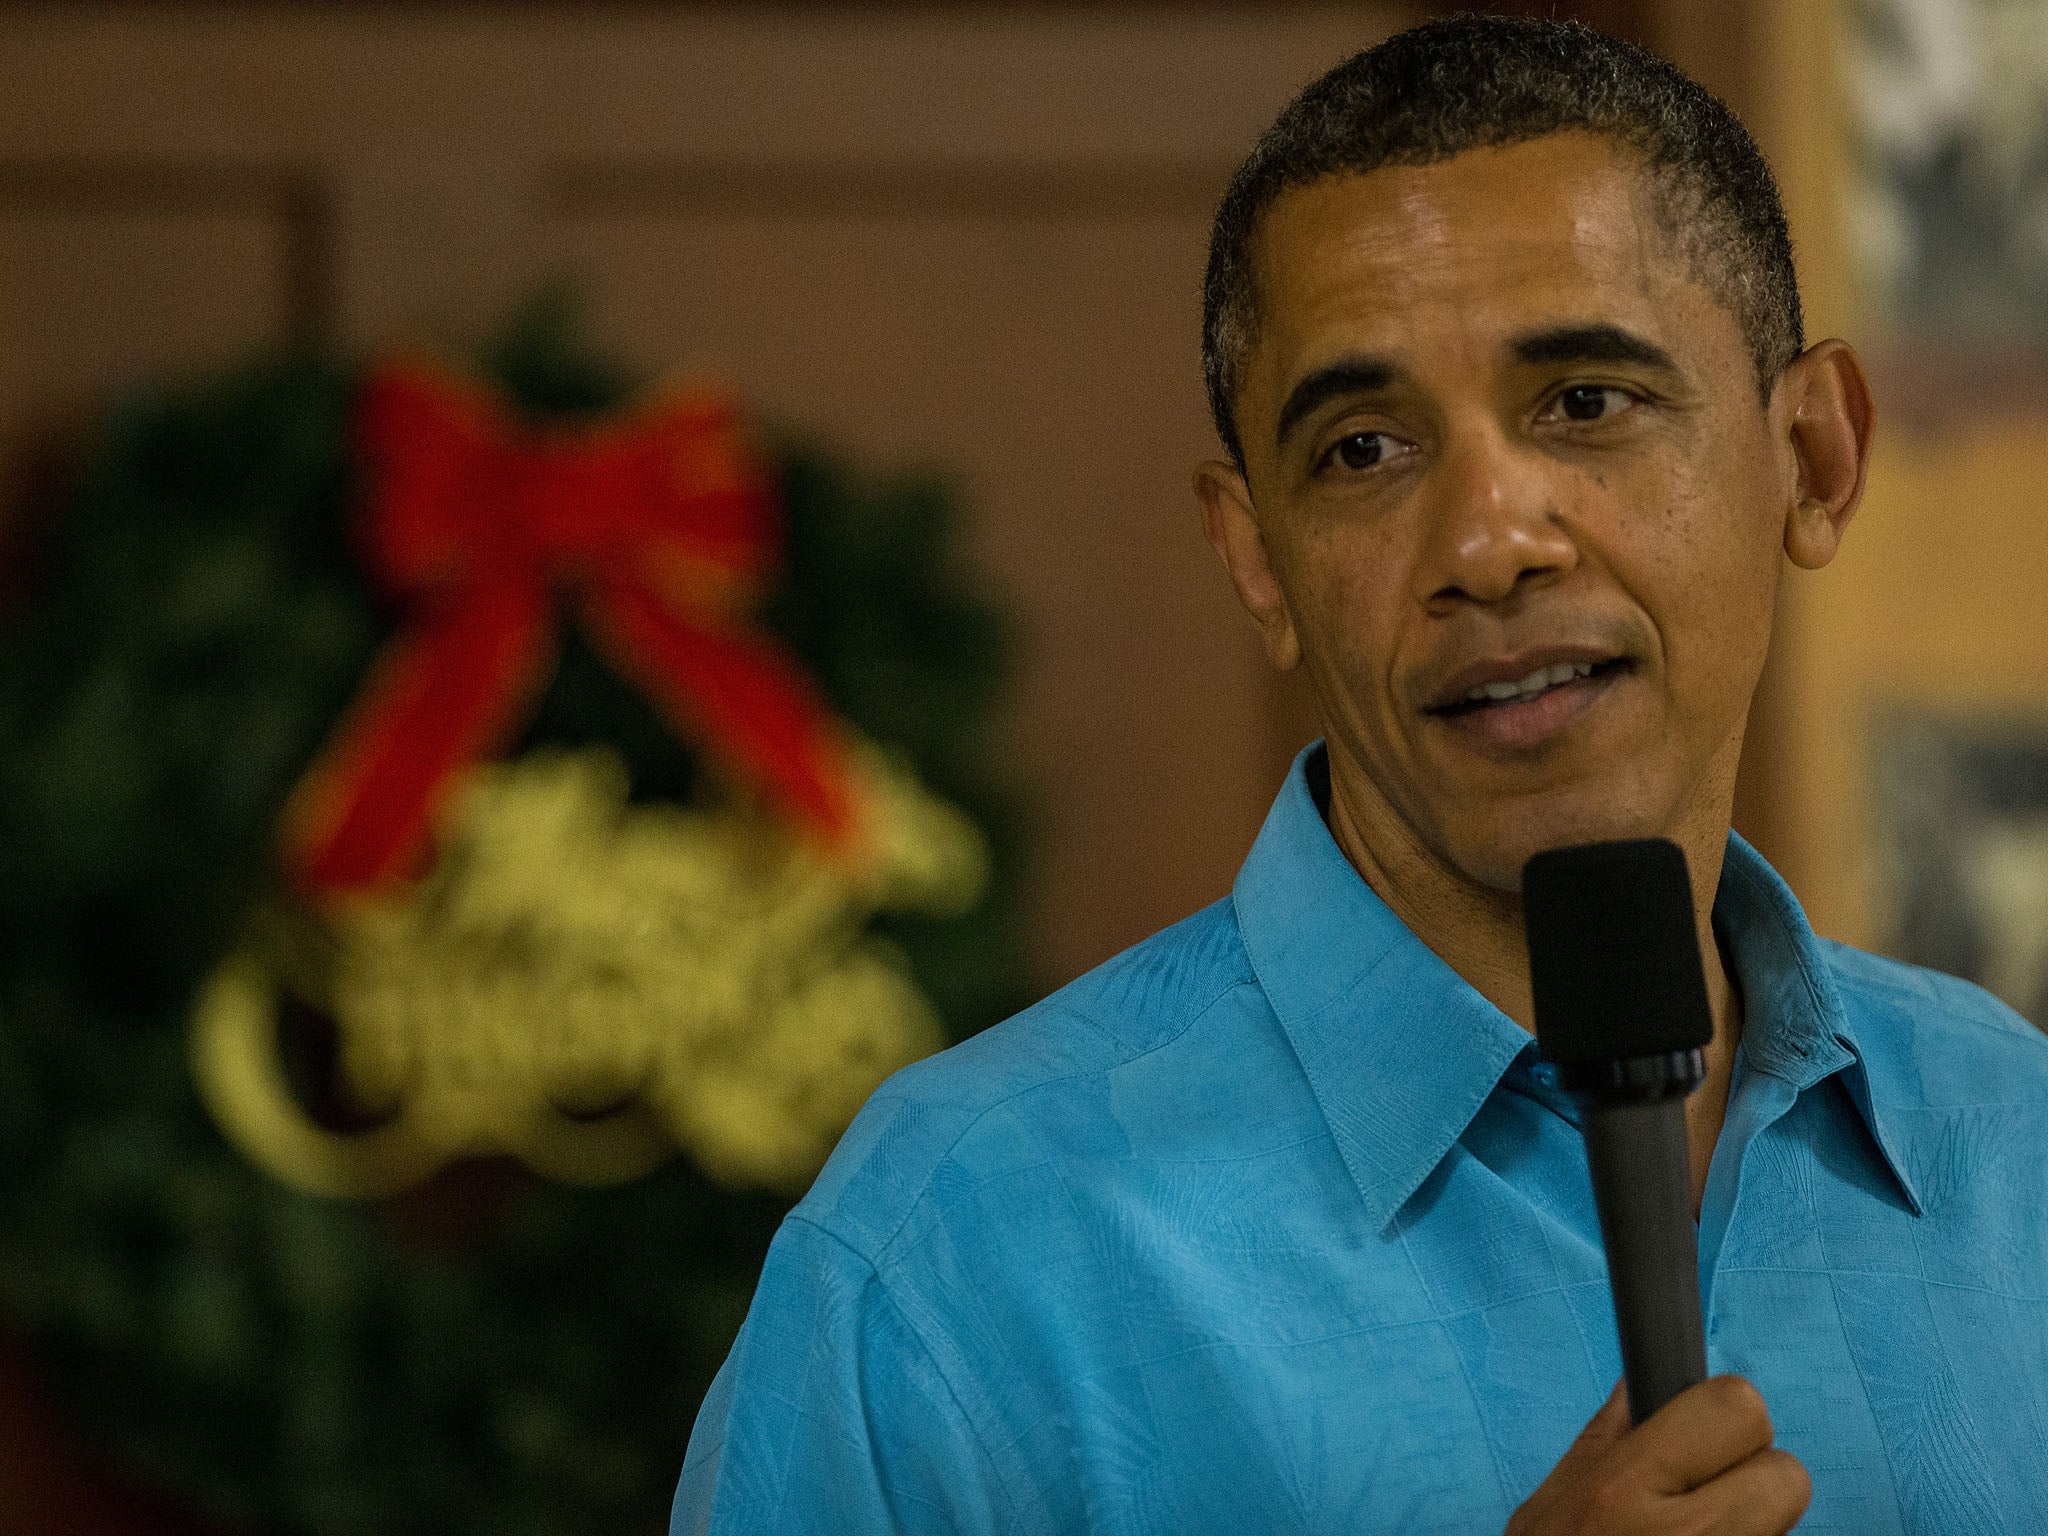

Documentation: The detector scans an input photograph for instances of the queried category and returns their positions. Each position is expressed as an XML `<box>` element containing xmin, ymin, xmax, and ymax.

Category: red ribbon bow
<box><xmin>281</xmin><ymin>359</ymin><xmax>860</xmax><ymax>896</ymax></box>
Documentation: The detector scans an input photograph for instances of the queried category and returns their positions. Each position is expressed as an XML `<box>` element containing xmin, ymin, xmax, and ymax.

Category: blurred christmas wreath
<box><xmin>0</xmin><ymin>298</ymin><xmax>1028</xmax><ymax>1536</ymax></box>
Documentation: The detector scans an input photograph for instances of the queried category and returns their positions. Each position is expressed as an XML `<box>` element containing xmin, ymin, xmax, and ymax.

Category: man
<box><xmin>675</xmin><ymin>16</ymin><xmax>2048</xmax><ymax>1533</ymax></box>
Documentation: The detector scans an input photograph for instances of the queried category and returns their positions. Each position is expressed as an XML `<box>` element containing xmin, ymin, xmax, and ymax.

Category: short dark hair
<box><xmin>1201</xmin><ymin>14</ymin><xmax>1803</xmax><ymax>473</ymax></box>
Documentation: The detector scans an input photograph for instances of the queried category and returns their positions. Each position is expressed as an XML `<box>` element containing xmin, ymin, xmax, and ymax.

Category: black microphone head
<box><xmin>1521</xmin><ymin>838</ymin><xmax>1712</xmax><ymax>1065</ymax></box>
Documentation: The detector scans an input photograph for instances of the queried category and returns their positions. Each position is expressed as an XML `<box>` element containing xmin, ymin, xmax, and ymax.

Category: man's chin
<box><xmin>1439</xmin><ymin>798</ymin><xmax>1673</xmax><ymax>895</ymax></box>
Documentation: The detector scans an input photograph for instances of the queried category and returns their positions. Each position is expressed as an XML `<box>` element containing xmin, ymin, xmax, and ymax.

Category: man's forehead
<box><xmin>1248</xmin><ymin>133</ymin><xmax>1689</xmax><ymax>381</ymax></box>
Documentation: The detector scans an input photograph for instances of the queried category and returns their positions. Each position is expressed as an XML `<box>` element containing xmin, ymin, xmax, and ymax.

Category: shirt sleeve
<box><xmin>671</xmin><ymin>1214</ymin><xmax>1016</xmax><ymax>1535</ymax></box>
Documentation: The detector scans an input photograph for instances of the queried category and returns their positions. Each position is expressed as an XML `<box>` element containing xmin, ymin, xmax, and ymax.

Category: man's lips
<box><xmin>1422</xmin><ymin>657</ymin><xmax>1635</xmax><ymax>752</ymax></box>
<box><xmin>1422</xmin><ymin>648</ymin><xmax>1634</xmax><ymax>716</ymax></box>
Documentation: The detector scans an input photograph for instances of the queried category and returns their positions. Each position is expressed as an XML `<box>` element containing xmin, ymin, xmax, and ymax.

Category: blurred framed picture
<box><xmin>1872</xmin><ymin>710</ymin><xmax>2048</xmax><ymax>1027</ymax></box>
<box><xmin>1849</xmin><ymin>0</ymin><xmax>2048</xmax><ymax>334</ymax></box>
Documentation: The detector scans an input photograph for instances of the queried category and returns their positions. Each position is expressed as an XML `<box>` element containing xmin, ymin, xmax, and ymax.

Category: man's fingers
<box><xmin>1510</xmin><ymin>1375</ymin><xmax>1807</xmax><ymax>1536</ymax></box>
<box><xmin>1615</xmin><ymin>1375</ymin><xmax>1778</xmax><ymax>1494</ymax></box>
<box><xmin>1678</xmin><ymin>1445</ymin><xmax>1814</xmax><ymax>1534</ymax></box>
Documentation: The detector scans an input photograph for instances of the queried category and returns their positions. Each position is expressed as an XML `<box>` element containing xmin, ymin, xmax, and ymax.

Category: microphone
<box><xmin>1522</xmin><ymin>838</ymin><xmax>1712</xmax><ymax>1425</ymax></box>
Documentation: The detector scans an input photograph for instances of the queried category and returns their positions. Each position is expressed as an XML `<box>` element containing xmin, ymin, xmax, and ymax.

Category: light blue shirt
<box><xmin>675</xmin><ymin>744</ymin><xmax>2048</xmax><ymax>1533</ymax></box>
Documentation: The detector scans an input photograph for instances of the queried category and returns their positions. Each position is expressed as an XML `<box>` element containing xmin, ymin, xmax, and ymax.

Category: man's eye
<box><xmin>1554</xmin><ymin>385</ymin><xmax>1633</xmax><ymax>422</ymax></box>
<box><xmin>1325</xmin><ymin>432</ymin><xmax>1392</xmax><ymax>471</ymax></box>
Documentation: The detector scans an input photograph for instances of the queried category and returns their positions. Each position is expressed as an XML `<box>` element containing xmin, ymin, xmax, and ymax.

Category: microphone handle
<box><xmin>1582</xmin><ymin>1096</ymin><xmax>1708</xmax><ymax>1424</ymax></box>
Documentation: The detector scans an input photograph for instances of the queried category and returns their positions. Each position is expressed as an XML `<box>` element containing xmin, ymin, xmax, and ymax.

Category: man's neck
<box><xmin>1320</xmin><ymin>750</ymin><xmax>1746</xmax><ymax>1208</ymax></box>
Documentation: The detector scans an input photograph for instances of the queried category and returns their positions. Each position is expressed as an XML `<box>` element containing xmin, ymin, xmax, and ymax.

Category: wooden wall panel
<box><xmin>0</xmin><ymin>205</ymin><xmax>285</xmax><ymax>402</ymax></box>
<box><xmin>0</xmin><ymin>170</ymin><xmax>311</xmax><ymax>500</ymax></box>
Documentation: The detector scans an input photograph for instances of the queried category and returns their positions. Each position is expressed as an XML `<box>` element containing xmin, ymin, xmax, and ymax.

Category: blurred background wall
<box><xmin>9</xmin><ymin>0</ymin><xmax>2048</xmax><ymax>1530</ymax></box>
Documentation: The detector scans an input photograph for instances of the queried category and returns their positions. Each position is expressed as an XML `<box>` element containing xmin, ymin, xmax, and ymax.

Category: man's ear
<box><xmin>1195</xmin><ymin>458</ymin><xmax>1301</xmax><ymax>672</ymax></box>
<box><xmin>1778</xmin><ymin>338</ymin><xmax>1875</xmax><ymax>571</ymax></box>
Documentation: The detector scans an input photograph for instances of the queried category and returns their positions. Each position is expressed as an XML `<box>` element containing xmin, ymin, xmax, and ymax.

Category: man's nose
<box><xmin>1413</xmin><ymin>426</ymin><xmax>1577</xmax><ymax>608</ymax></box>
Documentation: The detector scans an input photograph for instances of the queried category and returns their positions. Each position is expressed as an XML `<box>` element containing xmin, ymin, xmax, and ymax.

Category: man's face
<box><xmin>1210</xmin><ymin>132</ymin><xmax>1803</xmax><ymax>893</ymax></box>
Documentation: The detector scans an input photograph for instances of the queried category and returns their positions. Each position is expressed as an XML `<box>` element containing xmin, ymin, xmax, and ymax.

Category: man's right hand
<box><xmin>1505</xmin><ymin>1375</ymin><xmax>1811</xmax><ymax>1534</ymax></box>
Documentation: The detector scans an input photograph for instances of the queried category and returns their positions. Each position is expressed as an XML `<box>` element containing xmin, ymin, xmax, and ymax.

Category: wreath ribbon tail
<box><xmin>583</xmin><ymin>577</ymin><xmax>863</xmax><ymax>852</ymax></box>
<box><xmin>282</xmin><ymin>579</ymin><xmax>555</xmax><ymax>894</ymax></box>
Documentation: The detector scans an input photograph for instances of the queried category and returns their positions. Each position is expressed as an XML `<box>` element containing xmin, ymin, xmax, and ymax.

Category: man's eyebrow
<box><xmin>1510</xmin><ymin>323</ymin><xmax>1678</xmax><ymax>375</ymax></box>
<box><xmin>1274</xmin><ymin>357</ymin><xmax>1401</xmax><ymax>452</ymax></box>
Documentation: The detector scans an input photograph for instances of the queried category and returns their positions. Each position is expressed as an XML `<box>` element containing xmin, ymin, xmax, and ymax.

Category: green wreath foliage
<box><xmin>0</xmin><ymin>300</ymin><xmax>1029</xmax><ymax>1535</ymax></box>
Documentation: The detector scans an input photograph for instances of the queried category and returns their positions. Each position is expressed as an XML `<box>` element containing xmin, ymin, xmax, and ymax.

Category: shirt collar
<box><xmin>1233</xmin><ymin>744</ymin><xmax>1530</xmax><ymax>1234</ymax></box>
<box><xmin>1712</xmin><ymin>834</ymin><xmax>1925</xmax><ymax>1216</ymax></box>
<box><xmin>1234</xmin><ymin>742</ymin><xmax>1924</xmax><ymax>1232</ymax></box>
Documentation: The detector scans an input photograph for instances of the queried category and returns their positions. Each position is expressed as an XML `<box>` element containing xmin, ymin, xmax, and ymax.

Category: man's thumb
<box><xmin>1559</xmin><ymin>1380</ymin><xmax>1631</xmax><ymax>1467</ymax></box>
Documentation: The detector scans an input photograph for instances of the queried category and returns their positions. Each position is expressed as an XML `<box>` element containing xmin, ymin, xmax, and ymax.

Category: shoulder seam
<box><xmin>781</xmin><ymin>1214</ymin><xmax>1027</xmax><ymax>1532</ymax></box>
<box><xmin>1828</xmin><ymin>943</ymin><xmax>2041</xmax><ymax>1027</ymax></box>
<box><xmin>1823</xmin><ymin>946</ymin><xmax>2048</xmax><ymax>1068</ymax></box>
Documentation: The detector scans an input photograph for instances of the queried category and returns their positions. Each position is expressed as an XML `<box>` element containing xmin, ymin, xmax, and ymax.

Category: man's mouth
<box><xmin>1427</xmin><ymin>657</ymin><xmax>1632</xmax><ymax>718</ymax></box>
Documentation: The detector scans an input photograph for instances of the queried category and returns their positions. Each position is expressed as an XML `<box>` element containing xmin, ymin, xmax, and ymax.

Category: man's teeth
<box><xmin>1464</xmin><ymin>661</ymin><xmax>1595</xmax><ymax>704</ymax></box>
